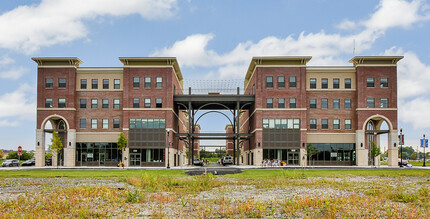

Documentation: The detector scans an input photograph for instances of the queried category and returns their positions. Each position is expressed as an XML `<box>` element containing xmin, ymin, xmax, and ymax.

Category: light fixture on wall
<box><xmin>69</xmin><ymin>142</ymin><xmax>71</xmax><ymax>146</ymax></box>
<box><xmin>360</xmin><ymin>143</ymin><xmax>363</xmax><ymax>148</ymax></box>
<box><xmin>37</xmin><ymin>142</ymin><xmax>40</xmax><ymax>146</ymax></box>
<box><xmin>394</xmin><ymin>143</ymin><xmax>397</xmax><ymax>147</ymax></box>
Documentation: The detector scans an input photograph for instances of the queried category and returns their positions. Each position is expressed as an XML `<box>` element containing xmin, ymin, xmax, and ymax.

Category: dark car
<box><xmin>45</xmin><ymin>158</ymin><xmax>52</xmax><ymax>166</ymax></box>
<box><xmin>21</xmin><ymin>159</ymin><xmax>35</xmax><ymax>166</ymax></box>
<box><xmin>1</xmin><ymin>159</ymin><xmax>20</xmax><ymax>167</ymax></box>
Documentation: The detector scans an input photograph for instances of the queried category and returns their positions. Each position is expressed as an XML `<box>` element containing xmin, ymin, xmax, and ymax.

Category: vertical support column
<box><xmin>191</xmin><ymin>109</ymin><xmax>195</xmax><ymax>162</ymax></box>
<box><xmin>236</xmin><ymin>99</ymin><xmax>240</xmax><ymax>165</ymax></box>
<box><xmin>64</xmin><ymin>129</ymin><xmax>76</xmax><ymax>167</ymax></box>
<box><xmin>188</xmin><ymin>101</ymin><xmax>192</xmax><ymax>165</ymax></box>
<box><xmin>356</xmin><ymin>130</ymin><xmax>368</xmax><ymax>166</ymax></box>
<box><xmin>233</xmin><ymin>108</ymin><xmax>236</xmax><ymax>165</ymax></box>
<box><xmin>35</xmin><ymin>129</ymin><xmax>45</xmax><ymax>167</ymax></box>
<box><xmin>387</xmin><ymin>130</ymin><xmax>398</xmax><ymax>166</ymax></box>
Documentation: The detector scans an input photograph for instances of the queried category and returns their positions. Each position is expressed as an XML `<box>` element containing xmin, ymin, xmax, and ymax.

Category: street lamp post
<box><xmin>167</xmin><ymin>131</ymin><xmax>170</xmax><ymax>169</ymax></box>
<box><xmin>399</xmin><ymin>128</ymin><xmax>404</xmax><ymax>167</ymax></box>
<box><xmin>423</xmin><ymin>134</ymin><xmax>426</xmax><ymax>167</ymax></box>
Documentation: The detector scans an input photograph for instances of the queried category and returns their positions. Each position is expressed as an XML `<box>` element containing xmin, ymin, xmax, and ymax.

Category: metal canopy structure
<box><xmin>173</xmin><ymin>89</ymin><xmax>255</xmax><ymax>165</ymax></box>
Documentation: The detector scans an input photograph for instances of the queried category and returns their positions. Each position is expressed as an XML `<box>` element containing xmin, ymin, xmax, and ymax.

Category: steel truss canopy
<box><xmin>174</xmin><ymin>94</ymin><xmax>255</xmax><ymax>110</ymax></box>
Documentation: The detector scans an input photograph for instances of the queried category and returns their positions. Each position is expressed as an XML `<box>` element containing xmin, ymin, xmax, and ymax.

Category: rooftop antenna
<box><xmin>353</xmin><ymin>39</ymin><xmax>356</xmax><ymax>56</ymax></box>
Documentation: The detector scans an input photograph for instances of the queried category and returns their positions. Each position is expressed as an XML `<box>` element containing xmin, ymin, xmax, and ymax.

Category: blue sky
<box><xmin>1</xmin><ymin>0</ymin><xmax>430</xmax><ymax>151</ymax></box>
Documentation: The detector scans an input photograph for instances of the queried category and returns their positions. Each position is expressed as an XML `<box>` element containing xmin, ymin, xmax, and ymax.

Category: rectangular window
<box><xmin>278</xmin><ymin>98</ymin><xmax>285</xmax><ymax>108</ymax></box>
<box><xmin>380</xmin><ymin>98</ymin><xmax>388</xmax><ymax>108</ymax></box>
<box><xmin>113</xmin><ymin>99</ymin><xmax>120</xmax><ymax>109</ymax></box>
<box><xmin>322</xmin><ymin>119</ymin><xmax>328</xmax><ymax>129</ymax></box>
<box><xmin>333</xmin><ymin>78</ymin><xmax>340</xmax><ymax>89</ymax></box>
<box><xmin>310</xmin><ymin>78</ymin><xmax>316</xmax><ymax>89</ymax></box>
<box><xmin>333</xmin><ymin>99</ymin><xmax>340</xmax><ymax>109</ymax></box>
<box><xmin>333</xmin><ymin>119</ymin><xmax>340</xmax><ymax>130</ymax></box>
<box><xmin>345</xmin><ymin>99</ymin><xmax>351</xmax><ymax>109</ymax></box>
<box><xmin>156</xmin><ymin>98</ymin><xmax>162</xmax><ymax>108</ymax></box>
<box><xmin>156</xmin><ymin>77</ymin><xmax>162</xmax><ymax>88</ymax></box>
<box><xmin>92</xmin><ymin>79</ymin><xmax>98</xmax><ymax>89</ymax></box>
<box><xmin>310</xmin><ymin>119</ymin><xmax>317</xmax><ymax>129</ymax></box>
<box><xmin>144</xmin><ymin>98</ymin><xmax>151</xmax><ymax>108</ymax></box>
<box><xmin>322</xmin><ymin>78</ymin><xmax>328</xmax><ymax>89</ymax></box>
<box><xmin>133</xmin><ymin>98</ymin><xmax>140</xmax><ymax>108</ymax></box>
<box><xmin>102</xmin><ymin>119</ymin><xmax>109</xmax><ymax>129</ymax></box>
<box><xmin>45</xmin><ymin>78</ymin><xmax>53</xmax><ymax>88</ymax></box>
<box><xmin>289</xmin><ymin>98</ymin><xmax>296</xmax><ymax>108</ymax></box>
<box><xmin>266</xmin><ymin>98</ymin><xmax>273</xmax><ymax>108</ymax></box>
<box><xmin>262</xmin><ymin>119</ymin><xmax>300</xmax><ymax>129</ymax></box>
<box><xmin>58</xmin><ymin>98</ymin><xmax>66</xmax><ymax>108</ymax></box>
<box><xmin>113</xmin><ymin>119</ymin><xmax>120</xmax><ymax>129</ymax></box>
<box><xmin>367</xmin><ymin>77</ymin><xmax>374</xmax><ymax>87</ymax></box>
<box><xmin>144</xmin><ymin>77</ymin><xmax>151</xmax><ymax>88</ymax></box>
<box><xmin>380</xmin><ymin>77</ymin><xmax>388</xmax><ymax>87</ymax></box>
<box><xmin>367</xmin><ymin>98</ymin><xmax>375</xmax><ymax>108</ymax></box>
<box><xmin>266</xmin><ymin>76</ymin><xmax>273</xmax><ymax>88</ymax></box>
<box><xmin>133</xmin><ymin>77</ymin><xmax>140</xmax><ymax>88</ymax></box>
<box><xmin>321</xmin><ymin>98</ymin><xmax>328</xmax><ymax>109</ymax></box>
<box><xmin>91</xmin><ymin>119</ymin><xmax>97</xmax><ymax>129</ymax></box>
<box><xmin>80</xmin><ymin>119</ymin><xmax>86</xmax><ymax>129</ymax></box>
<box><xmin>345</xmin><ymin>119</ymin><xmax>352</xmax><ymax>129</ymax></box>
<box><xmin>91</xmin><ymin>99</ymin><xmax>97</xmax><ymax>109</ymax></box>
<box><xmin>278</xmin><ymin>76</ymin><xmax>285</xmax><ymax>88</ymax></box>
<box><xmin>289</xmin><ymin>76</ymin><xmax>296</xmax><ymax>88</ymax></box>
<box><xmin>58</xmin><ymin>78</ymin><xmax>66</xmax><ymax>88</ymax></box>
<box><xmin>114</xmin><ymin>79</ymin><xmax>120</xmax><ymax>89</ymax></box>
<box><xmin>45</xmin><ymin>98</ymin><xmax>53</xmax><ymax>108</ymax></box>
<box><xmin>102</xmin><ymin>99</ymin><xmax>109</xmax><ymax>108</ymax></box>
<box><xmin>310</xmin><ymin>99</ymin><xmax>317</xmax><ymax>109</ymax></box>
<box><xmin>345</xmin><ymin>78</ymin><xmax>351</xmax><ymax>88</ymax></box>
<box><xmin>80</xmin><ymin>79</ymin><xmax>87</xmax><ymax>89</ymax></box>
<box><xmin>103</xmin><ymin>79</ymin><xmax>109</xmax><ymax>89</ymax></box>
<box><xmin>80</xmin><ymin>99</ymin><xmax>86</xmax><ymax>109</ymax></box>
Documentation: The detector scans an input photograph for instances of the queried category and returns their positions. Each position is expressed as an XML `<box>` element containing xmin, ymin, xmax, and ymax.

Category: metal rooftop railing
<box><xmin>182</xmin><ymin>79</ymin><xmax>244</xmax><ymax>94</ymax></box>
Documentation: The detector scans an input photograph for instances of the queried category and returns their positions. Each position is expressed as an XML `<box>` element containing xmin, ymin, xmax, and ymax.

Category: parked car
<box><xmin>398</xmin><ymin>158</ymin><xmax>408</xmax><ymax>166</ymax></box>
<box><xmin>21</xmin><ymin>159</ymin><xmax>35</xmax><ymax>166</ymax></box>
<box><xmin>45</xmin><ymin>158</ymin><xmax>52</xmax><ymax>166</ymax></box>
<box><xmin>193</xmin><ymin>158</ymin><xmax>204</xmax><ymax>166</ymax></box>
<box><xmin>222</xmin><ymin>156</ymin><xmax>233</xmax><ymax>166</ymax></box>
<box><xmin>1</xmin><ymin>159</ymin><xmax>20</xmax><ymax>167</ymax></box>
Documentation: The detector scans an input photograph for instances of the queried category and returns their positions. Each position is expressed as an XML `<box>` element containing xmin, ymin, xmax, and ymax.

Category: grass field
<box><xmin>1</xmin><ymin>169</ymin><xmax>430</xmax><ymax>217</ymax></box>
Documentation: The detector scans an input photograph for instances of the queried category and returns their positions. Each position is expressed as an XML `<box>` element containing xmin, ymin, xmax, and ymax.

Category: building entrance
<box><xmin>130</xmin><ymin>153</ymin><xmax>141</xmax><ymax>166</ymax></box>
<box><xmin>287</xmin><ymin>152</ymin><xmax>299</xmax><ymax>165</ymax></box>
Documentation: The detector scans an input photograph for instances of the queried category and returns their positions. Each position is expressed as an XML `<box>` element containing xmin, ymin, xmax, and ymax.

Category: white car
<box><xmin>222</xmin><ymin>156</ymin><xmax>233</xmax><ymax>165</ymax></box>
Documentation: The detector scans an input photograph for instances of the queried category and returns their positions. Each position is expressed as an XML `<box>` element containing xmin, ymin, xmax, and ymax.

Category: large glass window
<box><xmin>156</xmin><ymin>98</ymin><xmax>162</xmax><ymax>108</ymax></box>
<box><xmin>75</xmin><ymin>142</ymin><xmax>123</xmax><ymax>166</ymax></box>
<box><xmin>129</xmin><ymin>118</ymin><xmax>166</xmax><ymax>129</ymax></box>
<box><xmin>145</xmin><ymin>98</ymin><xmax>151</xmax><ymax>108</ymax></box>
<box><xmin>289</xmin><ymin>98</ymin><xmax>296</xmax><ymax>108</ymax></box>
<box><xmin>80</xmin><ymin>119</ymin><xmax>86</xmax><ymax>129</ymax></box>
<box><xmin>333</xmin><ymin>99</ymin><xmax>340</xmax><ymax>109</ymax></box>
<box><xmin>367</xmin><ymin>77</ymin><xmax>374</xmax><ymax>87</ymax></box>
<box><xmin>45</xmin><ymin>98</ymin><xmax>53</xmax><ymax>108</ymax></box>
<box><xmin>321</xmin><ymin>98</ymin><xmax>328</xmax><ymax>109</ymax></box>
<box><xmin>345</xmin><ymin>119</ymin><xmax>352</xmax><ymax>129</ymax></box>
<box><xmin>322</xmin><ymin>78</ymin><xmax>328</xmax><ymax>89</ymax></box>
<box><xmin>58</xmin><ymin>78</ymin><xmax>66</xmax><ymax>88</ymax></box>
<box><xmin>310</xmin><ymin>119</ymin><xmax>317</xmax><ymax>129</ymax></box>
<box><xmin>310</xmin><ymin>99</ymin><xmax>317</xmax><ymax>109</ymax></box>
<box><xmin>333</xmin><ymin>78</ymin><xmax>339</xmax><ymax>89</ymax></box>
<box><xmin>345</xmin><ymin>99</ymin><xmax>351</xmax><ymax>109</ymax></box>
<box><xmin>102</xmin><ymin>119</ymin><xmax>109</xmax><ymax>129</ymax></box>
<box><xmin>113</xmin><ymin>119</ymin><xmax>120</xmax><ymax>129</ymax></box>
<box><xmin>58</xmin><ymin>98</ymin><xmax>66</xmax><ymax>108</ymax></box>
<box><xmin>308</xmin><ymin>143</ymin><xmax>356</xmax><ymax>163</ymax></box>
<box><xmin>45</xmin><ymin>78</ymin><xmax>53</xmax><ymax>88</ymax></box>
<box><xmin>266</xmin><ymin>76</ymin><xmax>273</xmax><ymax>88</ymax></box>
<box><xmin>156</xmin><ymin>77</ymin><xmax>163</xmax><ymax>88</ymax></box>
<box><xmin>278</xmin><ymin>98</ymin><xmax>285</xmax><ymax>108</ymax></box>
<box><xmin>289</xmin><ymin>76</ymin><xmax>296</xmax><ymax>88</ymax></box>
<box><xmin>367</xmin><ymin>98</ymin><xmax>375</xmax><ymax>108</ymax></box>
<box><xmin>81</xmin><ymin>79</ymin><xmax>87</xmax><ymax>89</ymax></box>
<box><xmin>102</xmin><ymin>99</ymin><xmax>109</xmax><ymax>108</ymax></box>
<box><xmin>266</xmin><ymin>98</ymin><xmax>273</xmax><ymax>108</ymax></box>
<box><xmin>91</xmin><ymin>119</ymin><xmax>97</xmax><ymax>129</ymax></box>
<box><xmin>145</xmin><ymin>77</ymin><xmax>151</xmax><ymax>88</ymax></box>
<box><xmin>380</xmin><ymin>77</ymin><xmax>388</xmax><ymax>88</ymax></box>
<box><xmin>80</xmin><ymin>99</ymin><xmax>87</xmax><ymax>108</ymax></box>
<box><xmin>322</xmin><ymin>119</ymin><xmax>328</xmax><ymax>129</ymax></box>
<box><xmin>92</xmin><ymin>79</ymin><xmax>98</xmax><ymax>89</ymax></box>
<box><xmin>380</xmin><ymin>98</ymin><xmax>388</xmax><ymax>108</ymax></box>
<box><xmin>103</xmin><ymin>79</ymin><xmax>109</xmax><ymax>89</ymax></box>
<box><xmin>310</xmin><ymin>78</ymin><xmax>316</xmax><ymax>89</ymax></box>
<box><xmin>333</xmin><ymin>119</ymin><xmax>340</xmax><ymax>129</ymax></box>
<box><xmin>113</xmin><ymin>99</ymin><xmax>120</xmax><ymax>109</ymax></box>
<box><xmin>345</xmin><ymin>78</ymin><xmax>351</xmax><ymax>89</ymax></box>
<box><xmin>262</xmin><ymin>119</ymin><xmax>300</xmax><ymax>129</ymax></box>
<box><xmin>91</xmin><ymin>99</ymin><xmax>98</xmax><ymax>109</ymax></box>
<box><xmin>278</xmin><ymin>76</ymin><xmax>285</xmax><ymax>88</ymax></box>
<box><xmin>133</xmin><ymin>77</ymin><xmax>140</xmax><ymax>88</ymax></box>
<box><xmin>114</xmin><ymin>79</ymin><xmax>120</xmax><ymax>89</ymax></box>
<box><xmin>133</xmin><ymin>98</ymin><xmax>139</xmax><ymax>108</ymax></box>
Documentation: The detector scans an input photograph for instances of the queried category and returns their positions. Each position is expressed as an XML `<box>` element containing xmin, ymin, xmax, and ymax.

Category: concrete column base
<box><xmin>300</xmin><ymin>148</ymin><xmax>307</xmax><ymax>167</ymax></box>
<box><xmin>35</xmin><ymin>129</ymin><xmax>45</xmax><ymax>167</ymax></box>
<box><xmin>251</xmin><ymin>148</ymin><xmax>263</xmax><ymax>166</ymax></box>
<box><xmin>64</xmin><ymin>147</ymin><xmax>76</xmax><ymax>167</ymax></box>
<box><xmin>387</xmin><ymin>149</ymin><xmax>398</xmax><ymax>166</ymax></box>
<box><xmin>356</xmin><ymin>149</ymin><xmax>369</xmax><ymax>166</ymax></box>
<box><xmin>123</xmin><ymin>148</ymin><xmax>129</xmax><ymax>167</ymax></box>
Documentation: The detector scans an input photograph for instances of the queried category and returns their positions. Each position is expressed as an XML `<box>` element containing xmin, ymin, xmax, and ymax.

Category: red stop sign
<box><xmin>18</xmin><ymin>146</ymin><xmax>22</xmax><ymax>153</ymax></box>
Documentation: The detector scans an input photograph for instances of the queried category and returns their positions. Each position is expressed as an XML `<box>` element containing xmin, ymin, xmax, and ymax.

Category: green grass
<box><xmin>0</xmin><ymin>169</ymin><xmax>187</xmax><ymax>178</ymax></box>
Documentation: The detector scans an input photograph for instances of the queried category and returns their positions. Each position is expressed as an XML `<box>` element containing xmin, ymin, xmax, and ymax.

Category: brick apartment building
<box><xmin>33</xmin><ymin>56</ymin><xmax>402</xmax><ymax>167</ymax></box>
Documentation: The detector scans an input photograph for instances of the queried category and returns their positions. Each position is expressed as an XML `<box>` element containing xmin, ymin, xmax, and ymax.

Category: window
<box><xmin>278</xmin><ymin>98</ymin><xmax>285</xmax><ymax>108</ymax></box>
<box><xmin>252</xmin><ymin>85</ymin><xmax>255</xmax><ymax>94</ymax></box>
<box><xmin>367</xmin><ymin>77</ymin><xmax>374</xmax><ymax>87</ymax></box>
<box><xmin>102</xmin><ymin>119</ymin><xmax>109</xmax><ymax>129</ymax></box>
<box><xmin>58</xmin><ymin>78</ymin><xmax>66</xmax><ymax>88</ymax></box>
<box><xmin>156</xmin><ymin>77</ymin><xmax>162</xmax><ymax>88</ymax></box>
<box><xmin>333</xmin><ymin>78</ymin><xmax>339</xmax><ymax>89</ymax></box>
<box><xmin>113</xmin><ymin>99</ymin><xmax>120</xmax><ymax>109</ymax></box>
<box><xmin>367</xmin><ymin>98</ymin><xmax>375</xmax><ymax>108</ymax></box>
<box><xmin>380</xmin><ymin>98</ymin><xmax>388</xmax><ymax>108</ymax></box>
<box><xmin>310</xmin><ymin>78</ymin><xmax>316</xmax><ymax>89</ymax></box>
<box><xmin>129</xmin><ymin>118</ymin><xmax>166</xmax><ymax>129</ymax></box>
<box><xmin>321</xmin><ymin>98</ymin><xmax>328</xmax><ymax>109</ymax></box>
<box><xmin>80</xmin><ymin>99</ymin><xmax>87</xmax><ymax>109</ymax></box>
<box><xmin>114</xmin><ymin>79</ymin><xmax>120</xmax><ymax>89</ymax></box>
<box><xmin>310</xmin><ymin>99</ymin><xmax>317</xmax><ymax>109</ymax></box>
<box><xmin>289</xmin><ymin>98</ymin><xmax>296</xmax><ymax>108</ymax></box>
<box><xmin>262</xmin><ymin>119</ymin><xmax>300</xmax><ymax>129</ymax></box>
<box><xmin>289</xmin><ymin>76</ymin><xmax>296</xmax><ymax>88</ymax></box>
<box><xmin>144</xmin><ymin>98</ymin><xmax>151</xmax><ymax>108</ymax></box>
<box><xmin>45</xmin><ymin>78</ymin><xmax>53</xmax><ymax>88</ymax></box>
<box><xmin>345</xmin><ymin>78</ymin><xmax>351</xmax><ymax>89</ymax></box>
<box><xmin>113</xmin><ymin>119</ymin><xmax>120</xmax><ymax>128</ymax></box>
<box><xmin>333</xmin><ymin>99</ymin><xmax>340</xmax><ymax>109</ymax></box>
<box><xmin>345</xmin><ymin>119</ymin><xmax>352</xmax><ymax>129</ymax></box>
<box><xmin>322</xmin><ymin>119</ymin><xmax>328</xmax><ymax>129</ymax></box>
<box><xmin>92</xmin><ymin>79</ymin><xmax>98</xmax><ymax>89</ymax></box>
<box><xmin>80</xmin><ymin>79</ymin><xmax>87</xmax><ymax>89</ymax></box>
<box><xmin>45</xmin><ymin>98</ymin><xmax>53</xmax><ymax>108</ymax></box>
<box><xmin>102</xmin><ymin>99</ymin><xmax>109</xmax><ymax>108</ymax></box>
<box><xmin>91</xmin><ymin>119</ymin><xmax>97</xmax><ymax>129</ymax></box>
<box><xmin>133</xmin><ymin>77</ymin><xmax>140</xmax><ymax>88</ymax></box>
<box><xmin>310</xmin><ymin>119</ymin><xmax>317</xmax><ymax>129</ymax></box>
<box><xmin>322</xmin><ymin>78</ymin><xmax>328</xmax><ymax>89</ymax></box>
<box><xmin>266</xmin><ymin>76</ymin><xmax>273</xmax><ymax>88</ymax></box>
<box><xmin>133</xmin><ymin>98</ymin><xmax>140</xmax><ymax>108</ymax></box>
<box><xmin>103</xmin><ymin>79</ymin><xmax>109</xmax><ymax>89</ymax></box>
<box><xmin>333</xmin><ymin>119</ymin><xmax>340</xmax><ymax>129</ymax></box>
<box><xmin>80</xmin><ymin>119</ymin><xmax>86</xmax><ymax>129</ymax></box>
<box><xmin>144</xmin><ymin>77</ymin><xmax>151</xmax><ymax>88</ymax></box>
<box><xmin>266</xmin><ymin>98</ymin><xmax>273</xmax><ymax>108</ymax></box>
<box><xmin>345</xmin><ymin>99</ymin><xmax>351</xmax><ymax>109</ymax></box>
<box><xmin>156</xmin><ymin>98</ymin><xmax>162</xmax><ymax>108</ymax></box>
<box><xmin>380</xmin><ymin>77</ymin><xmax>388</xmax><ymax>87</ymax></box>
<box><xmin>91</xmin><ymin>99</ymin><xmax>98</xmax><ymax>109</ymax></box>
<box><xmin>278</xmin><ymin>76</ymin><xmax>285</xmax><ymax>88</ymax></box>
<box><xmin>58</xmin><ymin>98</ymin><xmax>66</xmax><ymax>108</ymax></box>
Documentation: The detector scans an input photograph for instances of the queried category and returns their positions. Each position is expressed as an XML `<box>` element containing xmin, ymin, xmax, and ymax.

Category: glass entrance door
<box><xmin>287</xmin><ymin>152</ymin><xmax>299</xmax><ymax>165</ymax></box>
<box><xmin>81</xmin><ymin>153</ymin><xmax>87</xmax><ymax>166</ymax></box>
<box><xmin>99</xmin><ymin>153</ymin><xmax>105</xmax><ymax>166</ymax></box>
<box><xmin>130</xmin><ymin>153</ymin><xmax>141</xmax><ymax>166</ymax></box>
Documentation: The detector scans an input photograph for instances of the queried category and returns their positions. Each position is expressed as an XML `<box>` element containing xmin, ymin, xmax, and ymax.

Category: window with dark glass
<box><xmin>322</xmin><ymin>78</ymin><xmax>328</xmax><ymax>89</ymax></box>
<box><xmin>345</xmin><ymin>99</ymin><xmax>351</xmax><ymax>109</ymax></box>
<box><xmin>80</xmin><ymin>99</ymin><xmax>86</xmax><ymax>108</ymax></box>
<box><xmin>113</xmin><ymin>119</ymin><xmax>120</xmax><ymax>128</ymax></box>
<box><xmin>45</xmin><ymin>78</ymin><xmax>53</xmax><ymax>88</ymax></box>
<box><xmin>278</xmin><ymin>76</ymin><xmax>284</xmax><ymax>88</ymax></box>
<box><xmin>262</xmin><ymin>119</ymin><xmax>300</xmax><ymax>129</ymax></box>
<box><xmin>380</xmin><ymin>77</ymin><xmax>388</xmax><ymax>87</ymax></box>
<box><xmin>58</xmin><ymin>98</ymin><xmax>66</xmax><ymax>108</ymax></box>
<box><xmin>252</xmin><ymin>85</ymin><xmax>255</xmax><ymax>94</ymax></box>
<box><xmin>133</xmin><ymin>98</ymin><xmax>139</xmax><ymax>108</ymax></box>
<box><xmin>58</xmin><ymin>78</ymin><xmax>66</xmax><ymax>88</ymax></box>
<box><xmin>310</xmin><ymin>78</ymin><xmax>316</xmax><ymax>89</ymax></box>
<box><xmin>322</xmin><ymin>119</ymin><xmax>328</xmax><ymax>129</ymax></box>
<box><xmin>91</xmin><ymin>119</ymin><xmax>97</xmax><ymax>129</ymax></box>
<box><xmin>333</xmin><ymin>78</ymin><xmax>339</xmax><ymax>88</ymax></box>
<box><xmin>102</xmin><ymin>99</ymin><xmax>109</xmax><ymax>108</ymax></box>
<box><xmin>380</xmin><ymin>98</ymin><xmax>388</xmax><ymax>108</ymax></box>
<box><xmin>345</xmin><ymin>119</ymin><xmax>352</xmax><ymax>129</ymax></box>
<box><xmin>156</xmin><ymin>98</ymin><xmax>162</xmax><ymax>108</ymax></box>
<box><xmin>92</xmin><ymin>79</ymin><xmax>98</xmax><ymax>89</ymax></box>
<box><xmin>113</xmin><ymin>99</ymin><xmax>120</xmax><ymax>109</ymax></box>
<box><xmin>80</xmin><ymin>119</ymin><xmax>86</xmax><ymax>129</ymax></box>
<box><xmin>144</xmin><ymin>77</ymin><xmax>151</xmax><ymax>88</ymax></box>
<box><xmin>310</xmin><ymin>119</ymin><xmax>317</xmax><ymax>129</ymax></box>
<box><xmin>144</xmin><ymin>98</ymin><xmax>151</xmax><ymax>108</ymax></box>
<box><xmin>156</xmin><ymin>77</ymin><xmax>162</xmax><ymax>88</ymax></box>
<box><xmin>333</xmin><ymin>99</ymin><xmax>340</xmax><ymax>109</ymax></box>
<box><xmin>367</xmin><ymin>98</ymin><xmax>375</xmax><ymax>108</ymax></box>
<box><xmin>367</xmin><ymin>77</ymin><xmax>374</xmax><ymax>87</ymax></box>
<box><xmin>289</xmin><ymin>76</ymin><xmax>296</xmax><ymax>88</ymax></box>
<box><xmin>266</xmin><ymin>98</ymin><xmax>273</xmax><ymax>108</ymax></box>
<box><xmin>278</xmin><ymin>98</ymin><xmax>285</xmax><ymax>108</ymax></box>
<box><xmin>45</xmin><ymin>98</ymin><xmax>53</xmax><ymax>108</ymax></box>
<box><xmin>310</xmin><ymin>99</ymin><xmax>317</xmax><ymax>108</ymax></box>
<box><xmin>114</xmin><ymin>79</ymin><xmax>120</xmax><ymax>89</ymax></box>
<box><xmin>321</xmin><ymin>98</ymin><xmax>328</xmax><ymax>109</ymax></box>
<box><xmin>91</xmin><ymin>99</ymin><xmax>97</xmax><ymax>108</ymax></box>
<box><xmin>102</xmin><ymin>79</ymin><xmax>109</xmax><ymax>89</ymax></box>
<box><xmin>266</xmin><ymin>76</ymin><xmax>273</xmax><ymax>88</ymax></box>
<box><xmin>102</xmin><ymin>119</ymin><xmax>109</xmax><ymax>129</ymax></box>
<box><xmin>80</xmin><ymin>79</ymin><xmax>87</xmax><ymax>89</ymax></box>
<box><xmin>133</xmin><ymin>77</ymin><xmax>140</xmax><ymax>88</ymax></box>
<box><xmin>333</xmin><ymin>119</ymin><xmax>340</xmax><ymax>129</ymax></box>
<box><xmin>289</xmin><ymin>98</ymin><xmax>296</xmax><ymax>108</ymax></box>
<box><xmin>345</xmin><ymin>78</ymin><xmax>351</xmax><ymax>88</ymax></box>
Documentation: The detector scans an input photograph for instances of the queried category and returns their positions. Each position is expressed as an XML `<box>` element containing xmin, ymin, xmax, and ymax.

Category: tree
<box><xmin>370</xmin><ymin>141</ymin><xmax>381</xmax><ymax>166</ymax></box>
<box><xmin>49</xmin><ymin>131</ymin><xmax>63</xmax><ymax>167</ymax></box>
<box><xmin>117</xmin><ymin>132</ymin><xmax>128</xmax><ymax>163</ymax></box>
<box><xmin>307</xmin><ymin>143</ymin><xmax>317</xmax><ymax>166</ymax></box>
<box><xmin>0</xmin><ymin>149</ymin><xmax>4</xmax><ymax>159</ymax></box>
<box><xmin>6</xmin><ymin>150</ymin><xmax>34</xmax><ymax>160</ymax></box>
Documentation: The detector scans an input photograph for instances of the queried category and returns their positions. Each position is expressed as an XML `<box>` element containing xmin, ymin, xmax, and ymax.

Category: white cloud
<box><xmin>399</xmin><ymin>97</ymin><xmax>430</xmax><ymax>129</ymax></box>
<box><xmin>0</xmin><ymin>56</ymin><xmax>15</xmax><ymax>66</ymax></box>
<box><xmin>336</xmin><ymin>19</ymin><xmax>357</xmax><ymax>30</ymax></box>
<box><xmin>0</xmin><ymin>66</ymin><xmax>28</xmax><ymax>80</ymax></box>
<box><xmin>0</xmin><ymin>120</ymin><xmax>20</xmax><ymax>128</ymax></box>
<box><xmin>0</xmin><ymin>84</ymin><xmax>36</xmax><ymax>121</ymax></box>
<box><xmin>0</xmin><ymin>0</ymin><xmax>178</xmax><ymax>54</ymax></box>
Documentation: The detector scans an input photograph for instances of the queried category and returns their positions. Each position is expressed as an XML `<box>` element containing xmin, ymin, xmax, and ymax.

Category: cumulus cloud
<box><xmin>0</xmin><ymin>66</ymin><xmax>28</xmax><ymax>80</ymax></box>
<box><xmin>336</xmin><ymin>19</ymin><xmax>357</xmax><ymax>30</ymax></box>
<box><xmin>0</xmin><ymin>0</ymin><xmax>178</xmax><ymax>54</ymax></box>
<box><xmin>0</xmin><ymin>56</ymin><xmax>15</xmax><ymax>66</ymax></box>
<box><xmin>0</xmin><ymin>84</ymin><xmax>36</xmax><ymax>121</ymax></box>
<box><xmin>0</xmin><ymin>120</ymin><xmax>20</xmax><ymax>128</ymax></box>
